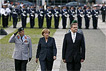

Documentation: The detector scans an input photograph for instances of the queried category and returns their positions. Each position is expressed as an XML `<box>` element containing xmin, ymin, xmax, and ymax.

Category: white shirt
<box><xmin>71</xmin><ymin>30</ymin><xmax>76</xmax><ymax>43</ymax></box>
<box><xmin>44</xmin><ymin>5</ymin><xmax>47</xmax><ymax>10</ymax></box>
<box><xmin>0</xmin><ymin>8</ymin><xmax>11</xmax><ymax>15</ymax></box>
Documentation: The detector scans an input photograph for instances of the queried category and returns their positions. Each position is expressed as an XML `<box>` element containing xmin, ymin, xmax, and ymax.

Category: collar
<box><xmin>70</xmin><ymin>30</ymin><xmax>76</xmax><ymax>35</ymax></box>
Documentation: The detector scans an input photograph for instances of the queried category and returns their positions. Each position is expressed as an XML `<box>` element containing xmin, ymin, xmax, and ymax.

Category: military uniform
<box><xmin>12</xmin><ymin>7</ymin><xmax>19</xmax><ymax>28</ymax></box>
<box><xmin>77</xmin><ymin>8</ymin><xmax>84</xmax><ymax>29</ymax></box>
<box><xmin>84</xmin><ymin>8</ymin><xmax>92</xmax><ymax>29</ymax></box>
<box><xmin>9</xmin><ymin>28</ymin><xmax>32</xmax><ymax>71</ymax></box>
<box><xmin>53</xmin><ymin>8</ymin><xmax>60</xmax><ymax>29</ymax></box>
<box><xmin>101</xmin><ymin>5</ymin><xmax>106</xmax><ymax>22</ymax></box>
<box><xmin>92</xmin><ymin>9</ymin><xmax>99</xmax><ymax>29</ymax></box>
<box><xmin>46</xmin><ymin>8</ymin><xmax>53</xmax><ymax>29</ymax></box>
<box><xmin>21</xmin><ymin>7</ymin><xmax>27</xmax><ymax>28</ymax></box>
<box><xmin>29</xmin><ymin>8</ymin><xmax>36</xmax><ymax>28</ymax></box>
<box><xmin>1</xmin><ymin>4</ymin><xmax>11</xmax><ymax>28</ymax></box>
<box><xmin>68</xmin><ymin>8</ymin><xmax>76</xmax><ymax>25</ymax></box>
<box><xmin>61</xmin><ymin>8</ymin><xmax>68</xmax><ymax>29</ymax></box>
<box><xmin>37</xmin><ymin>8</ymin><xmax>45</xmax><ymax>28</ymax></box>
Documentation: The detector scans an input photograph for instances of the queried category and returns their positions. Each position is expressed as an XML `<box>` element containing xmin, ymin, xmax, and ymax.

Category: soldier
<box><xmin>53</xmin><ymin>6</ymin><xmax>60</xmax><ymax>29</ymax></box>
<box><xmin>12</xmin><ymin>4</ymin><xmax>18</xmax><ymax>28</ymax></box>
<box><xmin>0</xmin><ymin>8</ymin><xmax>1</xmax><ymax>25</ymax></box>
<box><xmin>77</xmin><ymin>6</ymin><xmax>84</xmax><ymax>29</ymax></box>
<box><xmin>29</xmin><ymin>5</ymin><xmax>36</xmax><ymax>28</ymax></box>
<box><xmin>84</xmin><ymin>6</ymin><xmax>92</xmax><ymax>29</ymax></box>
<box><xmin>61</xmin><ymin>6</ymin><xmax>68</xmax><ymax>29</ymax></box>
<box><xmin>9</xmin><ymin>27</ymin><xmax>32</xmax><ymax>71</ymax></box>
<box><xmin>92</xmin><ymin>6</ymin><xmax>99</xmax><ymax>29</ymax></box>
<box><xmin>46</xmin><ymin>6</ymin><xmax>53</xmax><ymax>29</ymax></box>
<box><xmin>17</xmin><ymin>2</ymin><xmax>21</xmax><ymax>21</ymax></box>
<box><xmin>101</xmin><ymin>3</ymin><xmax>106</xmax><ymax>22</ymax></box>
<box><xmin>37</xmin><ymin>6</ymin><xmax>45</xmax><ymax>28</ymax></box>
<box><xmin>1</xmin><ymin>4</ymin><xmax>11</xmax><ymax>28</ymax></box>
<box><xmin>21</xmin><ymin>5</ymin><xmax>27</xmax><ymax>28</ymax></box>
<box><xmin>68</xmin><ymin>6</ymin><xmax>76</xmax><ymax>25</ymax></box>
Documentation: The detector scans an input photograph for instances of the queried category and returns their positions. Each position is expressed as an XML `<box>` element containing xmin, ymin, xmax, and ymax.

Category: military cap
<box><xmin>18</xmin><ymin>27</ymin><xmax>24</xmax><ymax>32</ymax></box>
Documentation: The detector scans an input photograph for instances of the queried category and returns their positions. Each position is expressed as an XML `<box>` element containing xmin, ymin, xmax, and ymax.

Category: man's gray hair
<box><xmin>70</xmin><ymin>23</ymin><xmax>78</xmax><ymax>28</ymax></box>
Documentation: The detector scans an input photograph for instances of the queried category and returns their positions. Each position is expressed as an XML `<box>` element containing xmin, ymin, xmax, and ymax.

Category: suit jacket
<box><xmin>9</xmin><ymin>34</ymin><xmax>32</xmax><ymax>60</ymax></box>
<box><xmin>36</xmin><ymin>37</ymin><xmax>57</xmax><ymax>61</ymax></box>
<box><xmin>62</xmin><ymin>32</ymin><xmax>85</xmax><ymax>62</ymax></box>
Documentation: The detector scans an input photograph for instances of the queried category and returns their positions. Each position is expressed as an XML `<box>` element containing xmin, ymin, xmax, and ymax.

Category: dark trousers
<box><xmin>40</xmin><ymin>58</ymin><xmax>54</xmax><ymax>71</ymax></box>
<box><xmin>14</xmin><ymin>59</ymin><xmax>28</xmax><ymax>71</ymax></box>
<box><xmin>66</xmin><ymin>59</ymin><xmax>81</xmax><ymax>71</ymax></box>
<box><xmin>2</xmin><ymin>15</ymin><xmax>9</xmax><ymax>28</ymax></box>
<box><xmin>30</xmin><ymin>18</ymin><xmax>35</xmax><ymax>28</ymax></box>
<box><xmin>9</xmin><ymin>13</ymin><xmax>12</xmax><ymax>21</ymax></box>
<box><xmin>46</xmin><ymin>17</ymin><xmax>52</xmax><ymax>29</ymax></box>
<box><xmin>69</xmin><ymin>16</ymin><xmax>74</xmax><ymax>25</ymax></box>
<box><xmin>54</xmin><ymin>17</ymin><xmax>59</xmax><ymax>29</ymax></box>
<box><xmin>13</xmin><ymin>17</ymin><xmax>18</xmax><ymax>28</ymax></box>
<box><xmin>62</xmin><ymin>17</ymin><xmax>67</xmax><ymax>29</ymax></box>
<box><xmin>18</xmin><ymin>14</ymin><xmax>21</xmax><ymax>21</ymax></box>
<box><xmin>77</xmin><ymin>16</ymin><xmax>82</xmax><ymax>29</ymax></box>
<box><xmin>85</xmin><ymin>17</ymin><xmax>90</xmax><ymax>29</ymax></box>
<box><xmin>21</xmin><ymin>17</ymin><xmax>27</xmax><ymax>28</ymax></box>
<box><xmin>92</xmin><ymin>17</ymin><xmax>98</xmax><ymax>29</ymax></box>
<box><xmin>38</xmin><ymin>17</ymin><xmax>44</xmax><ymax>28</ymax></box>
<box><xmin>102</xmin><ymin>14</ymin><xmax>105</xmax><ymax>22</ymax></box>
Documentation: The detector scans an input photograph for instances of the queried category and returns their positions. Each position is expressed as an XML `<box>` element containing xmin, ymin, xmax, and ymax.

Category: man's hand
<box><xmin>14</xmin><ymin>31</ymin><xmax>18</xmax><ymax>35</ymax></box>
<box><xmin>36</xmin><ymin>58</ymin><xmax>38</xmax><ymax>63</ymax></box>
<box><xmin>81</xmin><ymin>59</ymin><xmax>84</xmax><ymax>62</ymax></box>
<box><xmin>63</xmin><ymin>59</ymin><xmax>66</xmax><ymax>63</ymax></box>
<box><xmin>29</xmin><ymin>58</ymin><xmax>32</xmax><ymax>62</ymax></box>
<box><xmin>53</xmin><ymin>56</ymin><xmax>56</xmax><ymax>60</ymax></box>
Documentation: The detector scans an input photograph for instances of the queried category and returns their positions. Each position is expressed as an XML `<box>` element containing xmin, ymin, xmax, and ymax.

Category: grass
<box><xmin>0</xmin><ymin>16</ymin><xmax>13</xmax><ymax>29</ymax></box>
<box><xmin>0</xmin><ymin>17</ymin><xmax>59</xmax><ymax>44</ymax></box>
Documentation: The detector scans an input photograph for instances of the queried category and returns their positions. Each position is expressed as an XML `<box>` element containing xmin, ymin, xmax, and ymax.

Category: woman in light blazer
<box><xmin>36</xmin><ymin>29</ymin><xmax>57</xmax><ymax>71</ymax></box>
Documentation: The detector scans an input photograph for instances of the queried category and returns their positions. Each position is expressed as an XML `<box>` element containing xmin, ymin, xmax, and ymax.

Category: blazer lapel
<box><xmin>69</xmin><ymin>32</ymin><xmax>73</xmax><ymax>43</ymax></box>
<box><xmin>75</xmin><ymin>33</ymin><xmax>78</xmax><ymax>43</ymax></box>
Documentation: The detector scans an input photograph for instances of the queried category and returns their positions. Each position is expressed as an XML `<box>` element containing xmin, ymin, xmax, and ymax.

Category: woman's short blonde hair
<box><xmin>42</xmin><ymin>29</ymin><xmax>50</xmax><ymax>36</ymax></box>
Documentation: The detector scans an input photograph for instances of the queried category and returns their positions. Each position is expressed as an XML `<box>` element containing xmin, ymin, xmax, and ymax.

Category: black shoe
<box><xmin>93</xmin><ymin>27</ymin><xmax>97</xmax><ymax>29</ymax></box>
<box><xmin>13</xmin><ymin>27</ymin><xmax>16</xmax><ymax>28</ymax></box>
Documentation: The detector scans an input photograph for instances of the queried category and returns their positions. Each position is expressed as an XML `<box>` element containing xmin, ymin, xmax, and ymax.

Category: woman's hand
<box><xmin>35</xmin><ymin>58</ymin><xmax>38</xmax><ymax>63</ymax></box>
<box><xmin>53</xmin><ymin>56</ymin><xmax>56</xmax><ymax>60</ymax></box>
<box><xmin>63</xmin><ymin>59</ymin><xmax>66</xmax><ymax>63</ymax></box>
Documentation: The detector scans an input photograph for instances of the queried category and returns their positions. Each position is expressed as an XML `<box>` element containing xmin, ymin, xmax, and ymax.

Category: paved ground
<box><xmin>0</xmin><ymin>44</ymin><xmax>38</xmax><ymax>71</ymax></box>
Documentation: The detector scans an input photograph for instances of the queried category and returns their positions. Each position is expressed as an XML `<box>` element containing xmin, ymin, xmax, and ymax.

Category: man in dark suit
<box><xmin>62</xmin><ymin>20</ymin><xmax>85</xmax><ymax>71</ymax></box>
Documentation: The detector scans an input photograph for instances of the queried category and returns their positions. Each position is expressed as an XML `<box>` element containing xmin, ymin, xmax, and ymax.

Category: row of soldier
<box><xmin>0</xmin><ymin>3</ymin><xmax>106</xmax><ymax>29</ymax></box>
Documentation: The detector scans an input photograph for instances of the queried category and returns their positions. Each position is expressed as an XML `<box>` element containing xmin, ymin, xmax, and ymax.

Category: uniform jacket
<box><xmin>9</xmin><ymin>34</ymin><xmax>32</xmax><ymax>60</ymax></box>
